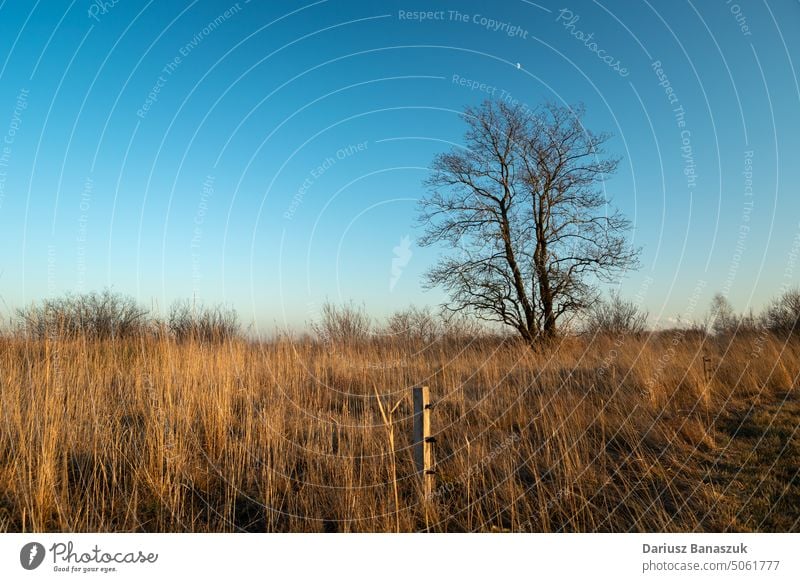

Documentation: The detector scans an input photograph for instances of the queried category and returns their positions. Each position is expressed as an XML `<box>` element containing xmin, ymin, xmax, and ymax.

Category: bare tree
<box><xmin>707</xmin><ymin>292</ymin><xmax>737</xmax><ymax>335</ymax></box>
<box><xmin>418</xmin><ymin>100</ymin><xmax>640</xmax><ymax>343</ymax></box>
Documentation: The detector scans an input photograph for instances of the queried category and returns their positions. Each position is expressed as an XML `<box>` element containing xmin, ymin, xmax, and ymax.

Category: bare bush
<box><xmin>16</xmin><ymin>290</ymin><xmax>149</xmax><ymax>339</ymax></box>
<box><xmin>584</xmin><ymin>291</ymin><xmax>648</xmax><ymax>336</ymax></box>
<box><xmin>168</xmin><ymin>300</ymin><xmax>240</xmax><ymax>342</ymax></box>
<box><xmin>310</xmin><ymin>301</ymin><xmax>372</xmax><ymax>344</ymax></box>
<box><xmin>385</xmin><ymin>306</ymin><xmax>441</xmax><ymax>343</ymax></box>
<box><xmin>736</xmin><ymin>310</ymin><xmax>763</xmax><ymax>334</ymax></box>
<box><xmin>439</xmin><ymin>310</ymin><xmax>486</xmax><ymax>341</ymax></box>
<box><xmin>764</xmin><ymin>288</ymin><xmax>800</xmax><ymax>337</ymax></box>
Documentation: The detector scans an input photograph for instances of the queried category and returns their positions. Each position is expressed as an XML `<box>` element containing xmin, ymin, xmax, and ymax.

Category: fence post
<box><xmin>412</xmin><ymin>385</ymin><xmax>434</xmax><ymax>499</ymax></box>
<box><xmin>330</xmin><ymin>418</ymin><xmax>340</xmax><ymax>455</ymax></box>
<box><xmin>702</xmin><ymin>356</ymin><xmax>713</xmax><ymax>384</ymax></box>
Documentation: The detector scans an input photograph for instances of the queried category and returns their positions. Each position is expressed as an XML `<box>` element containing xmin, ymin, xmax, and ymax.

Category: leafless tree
<box><xmin>418</xmin><ymin>100</ymin><xmax>640</xmax><ymax>344</ymax></box>
<box><xmin>707</xmin><ymin>293</ymin><xmax>738</xmax><ymax>335</ymax></box>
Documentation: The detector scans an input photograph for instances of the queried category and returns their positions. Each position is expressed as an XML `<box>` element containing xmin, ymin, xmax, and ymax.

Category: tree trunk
<box><xmin>540</xmin><ymin>281</ymin><xmax>556</xmax><ymax>338</ymax></box>
<box><xmin>534</xmin><ymin>204</ymin><xmax>556</xmax><ymax>339</ymax></box>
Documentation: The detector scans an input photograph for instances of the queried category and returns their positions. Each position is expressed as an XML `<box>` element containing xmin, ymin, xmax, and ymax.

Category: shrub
<box><xmin>439</xmin><ymin>310</ymin><xmax>486</xmax><ymax>342</ymax></box>
<box><xmin>584</xmin><ymin>291</ymin><xmax>648</xmax><ymax>336</ymax></box>
<box><xmin>763</xmin><ymin>288</ymin><xmax>800</xmax><ymax>337</ymax></box>
<box><xmin>167</xmin><ymin>300</ymin><xmax>240</xmax><ymax>342</ymax></box>
<box><xmin>16</xmin><ymin>290</ymin><xmax>149</xmax><ymax>339</ymax></box>
<box><xmin>310</xmin><ymin>301</ymin><xmax>372</xmax><ymax>344</ymax></box>
<box><xmin>385</xmin><ymin>306</ymin><xmax>441</xmax><ymax>343</ymax></box>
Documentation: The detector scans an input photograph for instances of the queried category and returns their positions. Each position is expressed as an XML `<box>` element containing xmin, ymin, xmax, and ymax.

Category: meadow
<box><xmin>0</xmin><ymin>306</ymin><xmax>797</xmax><ymax>532</ymax></box>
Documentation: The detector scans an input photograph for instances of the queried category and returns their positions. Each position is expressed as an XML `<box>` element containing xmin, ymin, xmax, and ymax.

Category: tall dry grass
<box><xmin>0</xmin><ymin>329</ymin><xmax>797</xmax><ymax>532</ymax></box>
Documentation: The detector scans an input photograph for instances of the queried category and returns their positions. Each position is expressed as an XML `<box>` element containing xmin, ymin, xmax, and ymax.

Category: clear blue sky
<box><xmin>0</xmin><ymin>0</ymin><xmax>798</xmax><ymax>331</ymax></box>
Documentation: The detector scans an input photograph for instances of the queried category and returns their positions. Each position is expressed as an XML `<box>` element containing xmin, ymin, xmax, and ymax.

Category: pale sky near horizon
<box><xmin>0</xmin><ymin>0</ymin><xmax>798</xmax><ymax>332</ymax></box>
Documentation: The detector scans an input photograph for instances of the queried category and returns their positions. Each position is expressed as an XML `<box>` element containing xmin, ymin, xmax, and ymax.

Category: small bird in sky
<box><xmin>516</xmin><ymin>62</ymin><xmax>521</xmax><ymax>69</ymax></box>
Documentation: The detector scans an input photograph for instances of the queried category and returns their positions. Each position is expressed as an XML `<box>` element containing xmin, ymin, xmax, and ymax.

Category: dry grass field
<box><xmin>0</xmin><ymin>327</ymin><xmax>798</xmax><ymax>532</ymax></box>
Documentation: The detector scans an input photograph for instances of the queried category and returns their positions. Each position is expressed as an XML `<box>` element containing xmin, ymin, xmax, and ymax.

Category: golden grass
<box><xmin>0</xmin><ymin>331</ymin><xmax>797</xmax><ymax>532</ymax></box>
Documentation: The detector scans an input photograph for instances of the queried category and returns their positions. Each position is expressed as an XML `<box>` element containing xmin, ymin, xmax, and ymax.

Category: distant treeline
<box><xmin>8</xmin><ymin>287</ymin><xmax>800</xmax><ymax>344</ymax></box>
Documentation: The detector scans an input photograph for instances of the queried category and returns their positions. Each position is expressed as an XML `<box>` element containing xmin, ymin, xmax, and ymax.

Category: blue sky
<box><xmin>0</xmin><ymin>0</ymin><xmax>798</xmax><ymax>331</ymax></box>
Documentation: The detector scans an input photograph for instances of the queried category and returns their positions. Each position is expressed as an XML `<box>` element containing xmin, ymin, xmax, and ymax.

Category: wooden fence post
<box><xmin>702</xmin><ymin>356</ymin><xmax>713</xmax><ymax>384</ymax></box>
<box><xmin>412</xmin><ymin>385</ymin><xmax>434</xmax><ymax>499</ymax></box>
<box><xmin>330</xmin><ymin>418</ymin><xmax>340</xmax><ymax>455</ymax></box>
